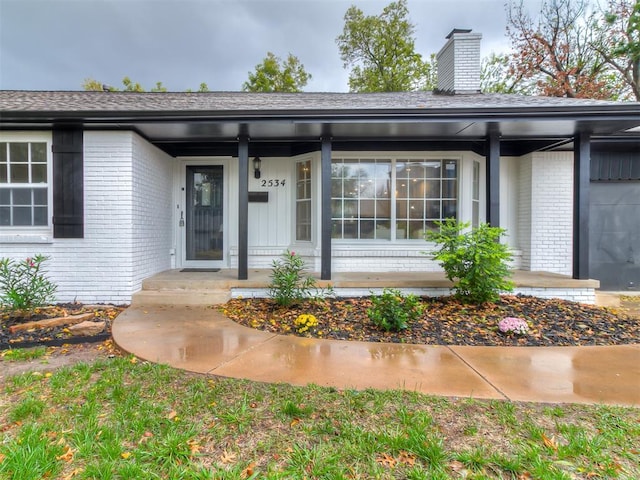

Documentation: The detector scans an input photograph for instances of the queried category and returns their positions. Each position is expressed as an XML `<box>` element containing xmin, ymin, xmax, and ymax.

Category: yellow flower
<box><xmin>294</xmin><ymin>314</ymin><xmax>318</xmax><ymax>333</ymax></box>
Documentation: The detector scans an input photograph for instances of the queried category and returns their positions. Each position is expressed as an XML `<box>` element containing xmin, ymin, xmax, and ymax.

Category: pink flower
<box><xmin>498</xmin><ymin>317</ymin><xmax>529</xmax><ymax>335</ymax></box>
<box><xmin>290</xmin><ymin>251</ymin><xmax>295</xmax><ymax>256</ymax></box>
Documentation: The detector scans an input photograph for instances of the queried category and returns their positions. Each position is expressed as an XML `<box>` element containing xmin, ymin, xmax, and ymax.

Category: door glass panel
<box><xmin>186</xmin><ymin>165</ymin><xmax>223</xmax><ymax>261</ymax></box>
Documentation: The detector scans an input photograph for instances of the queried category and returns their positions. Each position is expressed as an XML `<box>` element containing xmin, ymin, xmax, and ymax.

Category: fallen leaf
<box><xmin>187</xmin><ymin>439</ymin><xmax>201</xmax><ymax>455</ymax></box>
<box><xmin>57</xmin><ymin>446</ymin><xmax>74</xmax><ymax>462</ymax></box>
<box><xmin>542</xmin><ymin>433</ymin><xmax>558</xmax><ymax>451</ymax></box>
<box><xmin>449</xmin><ymin>460</ymin><xmax>466</xmax><ymax>472</ymax></box>
<box><xmin>167</xmin><ymin>410</ymin><xmax>177</xmax><ymax>420</ymax></box>
<box><xmin>220</xmin><ymin>450</ymin><xmax>237</xmax><ymax>465</ymax></box>
<box><xmin>121</xmin><ymin>452</ymin><xmax>132</xmax><ymax>459</ymax></box>
<box><xmin>290</xmin><ymin>418</ymin><xmax>300</xmax><ymax>428</ymax></box>
<box><xmin>398</xmin><ymin>450</ymin><xmax>416</xmax><ymax>466</ymax></box>
<box><xmin>242</xmin><ymin>462</ymin><xmax>256</xmax><ymax>478</ymax></box>
<box><xmin>376</xmin><ymin>453</ymin><xmax>396</xmax><ymax>468</ymax></box>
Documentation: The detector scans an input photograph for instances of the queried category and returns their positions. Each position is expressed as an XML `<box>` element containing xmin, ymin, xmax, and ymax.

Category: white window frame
<box><xmin>294</xmin><ymin>157</ymin><xmax>314</xmax><ymax>244</ymax></box>
<box><xmin>0</xmin><ymin>132</ymin><xmax>53</xmax><ymax>239</ymax></box>
<box><xmin>330</xmin><ymin>152</ymin><xmax>466</xmax><ymax>243</ymax></box>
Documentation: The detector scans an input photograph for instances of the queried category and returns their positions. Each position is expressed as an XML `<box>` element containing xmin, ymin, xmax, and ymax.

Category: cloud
<box><xmin>0</xmin><ymin>0</ymin><xmax>515</xmax><ymax>92</ymax></box>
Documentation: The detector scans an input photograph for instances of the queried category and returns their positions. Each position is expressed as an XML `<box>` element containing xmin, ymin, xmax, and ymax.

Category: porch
<box><xmin>132</xmin><ymin>269</ymin><xmax>600</xmax><ymax>306</ymax></box>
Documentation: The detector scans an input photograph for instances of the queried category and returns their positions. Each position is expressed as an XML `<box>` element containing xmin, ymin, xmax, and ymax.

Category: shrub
<box><xmin>268</xmin><ymin>250</ymin><xmax>332</xmax><ymax>307</ymax></box>
<box><xmin>367</xmin><ymin>288</ymin><xmax>424</xmax><ymax>332</ymax></box>
<box><xmin>0</xmin><ymin>254</ymin><xmax>57</xmax><ymax>314</ymax></box>
<box><xmin>425</xmin><ymin>219</ymin><xmax>513</xmax><ymax>304</ymax></box>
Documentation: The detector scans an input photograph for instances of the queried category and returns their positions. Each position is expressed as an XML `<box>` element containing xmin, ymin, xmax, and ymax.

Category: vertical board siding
<box><xmin>591</xmin><ymin>152</ymin><xmax>640</xmax><ymax>181</ymax></box>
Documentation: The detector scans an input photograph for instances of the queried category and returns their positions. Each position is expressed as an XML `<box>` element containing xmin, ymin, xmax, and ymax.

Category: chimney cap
<box><xmin>445</xmin><ymin>28</ymin><xmax>473</xmax><ymax>39</ymax></box>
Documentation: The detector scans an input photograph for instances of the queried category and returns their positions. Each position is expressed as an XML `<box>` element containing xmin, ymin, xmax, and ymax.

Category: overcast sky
<box><xmin>0</xmin><ymin>0</ymin><xmax>539</xmax><ymax>92</ymax></box>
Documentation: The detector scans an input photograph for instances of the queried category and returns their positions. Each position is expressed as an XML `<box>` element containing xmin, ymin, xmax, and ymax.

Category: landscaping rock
<box><xmin>8</xmin><ymin>312</ymin><xmax>95</xmax><ymax>334</ymax></box>
<box><xmin>68</xmin><ymin>321</ymin><xmax>106</xmax><ymax>336</ymax></box>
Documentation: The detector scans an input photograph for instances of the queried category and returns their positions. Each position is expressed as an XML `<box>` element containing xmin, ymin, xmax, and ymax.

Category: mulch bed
<box><xmin>222</xmin><ymin>295</ymin><xmax>640</xmax><ymax>347</ymax></box>
<box><xmin>0</xmin><ymin>304</ymin><xmax>126</xmax><ymax>350</ymax></box>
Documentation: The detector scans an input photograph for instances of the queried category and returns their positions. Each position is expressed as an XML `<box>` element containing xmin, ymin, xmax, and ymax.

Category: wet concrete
<box><xmin>113</xmin><ymin>305</ymin><xmax>640</xmax><ymax>407</ymax></box>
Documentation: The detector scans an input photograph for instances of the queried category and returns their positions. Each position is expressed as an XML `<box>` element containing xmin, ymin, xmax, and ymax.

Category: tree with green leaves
<box><xmin>481</xmin><ymin>53</ymin><xmax>530</xmax><ymax>94</ymax></box>
<box><xmin>336</xmin><ymin>0</ymin><xmax>434</xmax><ymax>92</ymax></box>
<box><xmin>242</xmin><ymin>52</ymin><xmax>311</xmax><ymax>92</ymax></box>
<box><xmin>592</xmin><ymin>0</ymin><xmax>640</xmax><ymax>100</ymax></box>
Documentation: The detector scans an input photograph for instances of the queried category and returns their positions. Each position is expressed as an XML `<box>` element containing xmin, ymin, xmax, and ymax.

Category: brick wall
<box><xmin>517</xmin><ymin>152</ymin><xmax>573</xmax><ymax>275</ymax></box>
<box><xmin>131</xmin><ymin>133</ymin><xmax>174</xmax><ymax>293</ymax></box>
<box><xmin>436</xmin><ymin>31</ymin><xmax>482</xmax><ymax>93</ymax></box>
<box><xmin>232</xmin><ymin>287</ymin><xmax>595</xmax><ymax>304</ymax></box>
<box><xmin>1</xmin><ymin>131</ymin><xmax>174</xmax><ymax>304</ymax></box>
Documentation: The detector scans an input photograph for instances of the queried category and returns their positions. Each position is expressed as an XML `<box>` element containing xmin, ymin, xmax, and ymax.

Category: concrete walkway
<box><xmin>112</xmin><ymin>305</ymin><xmax>640</xmax><ymax>407</ymax></box>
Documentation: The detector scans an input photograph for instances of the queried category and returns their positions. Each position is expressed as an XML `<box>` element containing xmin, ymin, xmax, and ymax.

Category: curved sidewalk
<box><xmin>112</xmin><ymin>305</ymin><xmax>640</xmax><ymax>407</ymax></box>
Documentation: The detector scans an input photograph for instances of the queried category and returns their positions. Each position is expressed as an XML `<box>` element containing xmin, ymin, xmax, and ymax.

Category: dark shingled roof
<box><xmin>1</xmin><ymin>90</ymin><xmax>637</xmax><ymax>116</ymax></box>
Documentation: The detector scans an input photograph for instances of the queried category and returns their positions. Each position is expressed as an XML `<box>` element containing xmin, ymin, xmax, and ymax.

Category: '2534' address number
<box><xmin>261</xmin><ymin>179</ymin><xmax>286</xmax><ymax>187</ymax></box>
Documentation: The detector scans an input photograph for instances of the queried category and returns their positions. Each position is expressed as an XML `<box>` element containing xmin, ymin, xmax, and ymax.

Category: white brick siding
<box><xmin>232</xmin><ymin>287</ymin><xmax>595</xmax><ymax>304</ymax></box>
<box><xmin>517</xmin><ymin>152</ymin><xmax>573</xmax><ymax>276</ymax></box>
<box><xmin>131</xmin><ymin>134</ymin><xmax>174</xmax><ymax>292</ymax></box>
<box><xmin>0</xmin><ymin>131</ymin><xmax>173</xmax><ymax>303</ymax></box>
<box><xmin>436</xmin><ymin>31</ymin><xmax>482</xmax><ymax>93</ymax></box>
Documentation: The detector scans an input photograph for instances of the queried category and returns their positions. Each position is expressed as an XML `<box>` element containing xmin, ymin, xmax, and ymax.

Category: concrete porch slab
<box><xmin>134</xmin><ymin>269</ymin><xmax>600</xmax><ymax>305</ymax></box>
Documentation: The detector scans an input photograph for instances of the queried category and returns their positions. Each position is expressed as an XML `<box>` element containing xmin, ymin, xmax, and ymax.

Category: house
<box><xmin>1</xmin><ymin>30</ymin><xmax>639</xmax><ymax>304</ymax></box>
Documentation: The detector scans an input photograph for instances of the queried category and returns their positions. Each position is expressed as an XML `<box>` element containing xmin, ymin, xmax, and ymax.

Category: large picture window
<box><xmin>331</xmin><ymin>157</ymin><xmax>457</xmax><ymax>240</ymax></box>
<box><xmin>0</xmin><ymin>141</ymin><xmax>49</xmax><ymax>227</ymax></box>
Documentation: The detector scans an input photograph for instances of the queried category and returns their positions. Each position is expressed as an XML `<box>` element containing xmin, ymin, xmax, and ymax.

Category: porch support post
<box><xmin>320</xmin><ymin>136</ymin><xmax>332</xmax><ymax>280</ymax></box>
<box><xmin>238</xmin><ymin>135</ymin><xmax>249</xmax><ymax>280</ymax></box>
<box><xmin>485</xmin><ymin>126</ymin><xmax>500</xmax><ymax>226</ymax></box>
<box><xmin>573</xmin><ymin>131</ymin><xmax>591</xmax><ymax>279</ymax></box>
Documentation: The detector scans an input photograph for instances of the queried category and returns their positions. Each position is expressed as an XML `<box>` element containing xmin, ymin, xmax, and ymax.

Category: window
<box><xmin>331</xmin><ymin>158</ymin><xmax>392</xmax><ymax>240</ymax></box>
<box><xmin>331</xmin><ymin>157</ymin><xmax>457</xmax><ymax>241</ymax></box>
<box><xmin>0</xmin><ymin>141</ymin><xmax>49</xmax><ymax>227</ymax></box>
<box><xmin>472</xmin><ymin>160</ymin><xmax>480</xmax><ymax>228</ymax></box>
<box><xmin>396</xmin><ymin>159</ymin><xmax>457</xmax><ymax>239</ymax></box>
<box><xmin>295</xmin><ymin>160</ymin><xmax>312</xmax><ymax>241</ymax></box>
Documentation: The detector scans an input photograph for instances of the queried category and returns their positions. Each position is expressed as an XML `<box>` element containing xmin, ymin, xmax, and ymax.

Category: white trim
<box><xmin>329</xmin><ymin>151</ymin><xmax>470</xmax><ymax>244</ymax></box>
<box><xmin>176</xmin><ymin>157</ymin><xmax>230</xmax><ymax>269</ymax></box>
<box><xmin>0</xmin><ymin>131</ymin><xmax>53</xmax><ymax>236</ymax></box>
<box><xmin>291</xmin><ymin>154</ymin><xmax>315</xmax><ymax>246</ymax></box>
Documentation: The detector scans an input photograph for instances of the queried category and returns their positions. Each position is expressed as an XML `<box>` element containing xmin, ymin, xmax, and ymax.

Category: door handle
<box><xmin>179</xmin><ymin>211</ymin><xmax>185</xmax><ymax>227</ymax></box>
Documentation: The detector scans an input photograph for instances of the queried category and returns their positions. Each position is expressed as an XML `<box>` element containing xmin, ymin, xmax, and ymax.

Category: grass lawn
<box><xmin>1</xmin><ymin>355</ymin><xmax>638</xmax><ymax>479</ymax></box>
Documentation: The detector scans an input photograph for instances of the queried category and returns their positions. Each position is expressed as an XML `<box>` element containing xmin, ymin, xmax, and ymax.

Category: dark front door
<box><xmin>185</xmin><ymin>165</ymin><xmax>224</xmax><ymax>263</ymax></box>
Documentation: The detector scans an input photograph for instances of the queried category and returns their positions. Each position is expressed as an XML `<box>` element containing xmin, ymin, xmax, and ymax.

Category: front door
<box><xmin>184</xmin><ymin>165</ymin><xmax>224</xmax><ymax>266</ymax></box>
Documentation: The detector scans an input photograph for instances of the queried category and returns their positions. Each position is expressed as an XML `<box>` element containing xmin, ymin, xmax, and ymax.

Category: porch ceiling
<box><xmin>81</xmin><ymin>117</ymin><xmax>638</xmax><ymax>157</ymax></box>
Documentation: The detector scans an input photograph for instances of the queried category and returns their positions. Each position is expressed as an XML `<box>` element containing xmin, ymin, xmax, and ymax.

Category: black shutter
<box><xmin>52</xmin><ymin>128</ymin><xmax>84</xmax><ymax>238</ymax></box>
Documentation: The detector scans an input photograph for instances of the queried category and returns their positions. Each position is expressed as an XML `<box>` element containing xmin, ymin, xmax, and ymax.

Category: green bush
<box><xmin>367</xmin><ymin>288</ymin><xmax>424</xmax><ymax>332</ymax></box>
<box><xmin>425</xmin><ymin>219</ymin><xmax>513</xmax><ymax>304</ymax></box>
<box><xmin>0</xmin><ymin>254</ymin><xmax>57</xmax><ymax>314</ymax></box>
<box><xmin>268</xmin><ymin>250</ymin><xmax>332</xmax><ymax>307</ymax></box>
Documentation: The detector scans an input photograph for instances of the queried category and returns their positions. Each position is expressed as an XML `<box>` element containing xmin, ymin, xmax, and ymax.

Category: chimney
<box><xmin>436</xmin><ymin>28</ymin><xmax>482</xmax><ymax>94</ymax></box>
